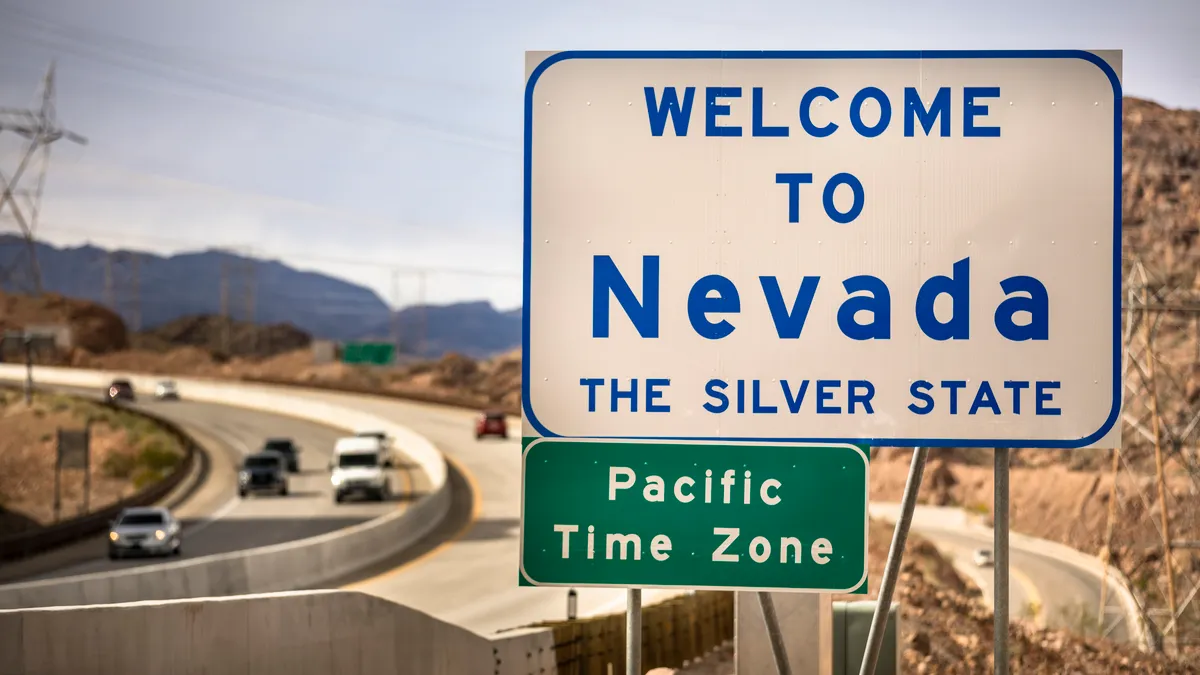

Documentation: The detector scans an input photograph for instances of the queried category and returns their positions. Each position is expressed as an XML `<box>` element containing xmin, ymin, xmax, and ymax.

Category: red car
<box><xmin>475</xmin><ymin>410</ymin><xmax>508</xmax><ymax>440</ymax></box>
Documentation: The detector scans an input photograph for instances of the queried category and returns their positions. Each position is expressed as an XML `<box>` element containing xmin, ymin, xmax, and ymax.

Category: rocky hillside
<box><xmin>131</xmin><ymin>314</ymin><xmax>311</xmax><ymax>360</ymax></box>
<box><xmin>0</xmin><ymin>291</ymin><xmax>127</xmax><ymax>354</ymax></box>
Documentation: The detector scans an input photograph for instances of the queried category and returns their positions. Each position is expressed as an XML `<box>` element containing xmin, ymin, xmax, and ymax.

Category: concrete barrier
<box><xmin>0</xmin><ymin>590</ymin><xmax>558</xmax><ymax>675</ymax></box>
<box><xmin>0</xmin><ymin>365</ymin><xmax>451</xmax><ymax>610</ymax></box>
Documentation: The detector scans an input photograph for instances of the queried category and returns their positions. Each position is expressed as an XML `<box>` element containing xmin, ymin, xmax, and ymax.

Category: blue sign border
<box><xmin>522</xmin><ymin>50</ymin><xmax>1122</xmax><ymax>449</ymax></box>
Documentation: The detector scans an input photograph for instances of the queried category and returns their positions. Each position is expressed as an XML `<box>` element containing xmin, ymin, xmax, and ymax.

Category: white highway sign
<box><xmin>522</xmin><ymin>50</ymin><xmax>1122</xmax><ymax>449</ymax></box>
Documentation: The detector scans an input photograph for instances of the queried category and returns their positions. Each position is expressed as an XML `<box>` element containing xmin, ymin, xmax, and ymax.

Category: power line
<box><xmin>0</xmin><ymin>6</ymin><xmax>518</xmax><ymax>154</ymax></box>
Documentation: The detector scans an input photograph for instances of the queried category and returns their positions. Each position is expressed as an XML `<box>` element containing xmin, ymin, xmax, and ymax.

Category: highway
<box><xmin>871</xmin><ymin>503</ymin><xmax>1134</xmax><ymax>644</ymax></box>
<box><xmin>1</xmin><ymin>389</ymin><xmax>412</xmax><ymax>584</ymax></box>
<box><xmin>262</xmin><ymin>387</ymin><xmax>672</xmax><ymax>636</ymax></box>
<box><xmin>0</xmin><ymin>379</ymin><xmax>1142</xmax><ymax>646</ymax></box>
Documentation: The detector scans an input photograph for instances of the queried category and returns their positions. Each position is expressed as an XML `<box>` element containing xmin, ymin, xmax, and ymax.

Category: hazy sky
<box><xmin>0</xmin><ymin>0</ymin><xmax>1196</xmax><ymax>310</ymax></box>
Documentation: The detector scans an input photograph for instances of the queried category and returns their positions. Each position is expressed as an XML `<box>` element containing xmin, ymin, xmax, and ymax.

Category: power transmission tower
<box><xmin>216</xmin><ymin>248</ymin><xmax>255</xmax><ymax>356</ymax></box>
<box><xmin>390</xmin><ymin>268</ymin><xmax>402</xmax><ymax>357</ymax></box>
<box><xmin>103</xmin><ymin>251</ymin><xmax>141</xmax><ymax>334</ymax></box>
<box><xmin>0</xmin><ymin>62</ymin><xmax>87</xmax><ymax>294</ymax></box>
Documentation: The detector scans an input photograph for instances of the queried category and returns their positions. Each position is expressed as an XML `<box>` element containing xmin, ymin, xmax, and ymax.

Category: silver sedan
<box><xmin>107</xmin><ymin>506</ymin><xmax>183</xmax><ymax>560</ymax></box>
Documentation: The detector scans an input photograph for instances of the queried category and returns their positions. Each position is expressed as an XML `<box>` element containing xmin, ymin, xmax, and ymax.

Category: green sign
<box><xmin>341</xmin><ymin>342</ymin><xmax>394</xmax><ymax>365</ymax></box>
<box><xmin>519</xmin><ymin>438</ymin><xmax>868</xmax><ymax>593</ymax></box>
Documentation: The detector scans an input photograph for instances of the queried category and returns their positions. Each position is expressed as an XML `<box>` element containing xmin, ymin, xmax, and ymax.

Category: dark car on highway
<box><xmin>238</xmin><ymin>451</ymin><xmax>290</xmax><ymax>497</ymax></box>
<box><xmin>475</xmin><ymin>410</ymin><xmax>508</xmax><ymax>440</ymax></box>
<box><xmin>105</xmin><ymin>378</ymin><xmax>135</xmax><ymax>404</ymax></box>
<box><xmin>262</xmin><ymin>438</ymin><xmax>301</xmax><ymax>472</ymax></box>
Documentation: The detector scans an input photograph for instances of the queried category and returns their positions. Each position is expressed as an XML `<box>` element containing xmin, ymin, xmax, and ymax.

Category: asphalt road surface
<box><xmin>263</xmin><ymin>387</ymin><xmax>669</xmax><ymax>636</ymax></box>
<box><xmin>2</xmin><ymin>387</ymin><xmax>412</xmax><ymax>584</ymax></box>
<box><xmin>872</xmin><ymin>504</ymin><xmax>1133</xmax><ymax>644</ymax></box>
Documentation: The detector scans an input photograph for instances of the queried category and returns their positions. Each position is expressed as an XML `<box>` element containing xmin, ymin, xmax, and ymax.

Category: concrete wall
<box><xmin>0</xmin><ymin>365</ymin><xmax>451</xmax><ymax>610</ymax></box>
<box><xmin>0</xmin><ymin>590</ymin><xmax>558</xmax><ymax>675</ymax></box>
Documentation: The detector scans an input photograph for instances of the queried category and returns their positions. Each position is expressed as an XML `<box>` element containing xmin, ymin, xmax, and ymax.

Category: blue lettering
<box><xmin>593</xmin><ymin>255</ymin><xmax>659</xmax><ymax>338</ymax></box>
<box><xmin>703</xmin><ymin>379</ymin><xmax>729</xmax><ymax>413</ymax></box>
<box><xmin>775</xmin><ymin>173</ymin><xmax>813</xmax><ymax>223</ymax></box>
<box><xmin>706</xmin><ymin>86</ymin><xmax>742</xmax><ymax>137</ymax></box>
<box><xmin>736</xmin><ymin>379</ymin><xmax>746</xmax><ymax>414</ymax></box>
<box><xmin>781</xmin><ymin>380</ymin><xmax>809</xmax><ymax>413</ymax></box>
<box><xmin>646</xmin><ymin>378</ymin><xmax>670</xmax><ymax>413</ymax></box>
<box><xmin>838</xmin><ymin>275</ymin><xmax>891</xmax><ymax>340</ymax></box>
<box><xmin>822</xmin><ymin>173</ymin><xmax>865</xmax><ymax>224</ymax></box>
<box><xmin>644</xmin><ymin>86</ymin><xmax>695</xmax><ymax>137</ymax></box>
<box><xmin>941</xmin><ymin>380</ymin><xmax>967</xmax><ymax>415</ymax></box>
<box><xmin>963</xmin><ymin>86</ymin><xmax>1001</xmax><ymax>138</ymax></box>
<box><xmin>904</xmin><ymin>87</ymin><xmax>951</xmax><ymax>137</ymax></box>
<box><xmin>849</xmin><ymin>87</ymin><xmax>891</xmax><ymax>138</ymax></box>
<box><xmin>760</xmin><ymin>276</ymin><xmax>820</xmax><ymax>339</ymax></box>
<box><xmin>1036</xmin><ymin>381</ymin><xmax>1061</xmax><ymax>415</ymax></box>
<box><xmin>969</xmin><ymin>381</ymin><xmax>1001</xmax><ymax>415</ymax></box>
<box><xmin>915</xmin><ymin>257</ymin><xmax>971</xmax><ymax>340</ymax></box>
<box><xmin>816</xmin><ymin>380</ymin><xmax>841</xmax><ymax>414</ymax></box>
<box><xmin>752</xmin><ymin>380</ymin><xmax>777</xmax><ymax>414</ymax></box>
<box><xmin>995</xmin><ymin>276</ymin><xmax>1050</xmax><ymax>341</ymax></box>
<box><xmin>580</xmin><ymin>378</ymin><xmax>603</xmax><ymax>412</ymax></box>
<box><xmin>752</xmin><ymin>87</ymin><xmax>788</xmax><ymax>137</ymax></box>
<box><xmin>848</xmin><ymin>380</ymin><xmax>875</xmax><ymax>414</ymax></box>
<box><xmin>688</xmin><ymin>274</ymin><xmax>740</xmax><ymax>339</ymax></box>
<box><xmin>611</xmin><ymin>378</ymin><xmax>637</xmax><ymax>413</ymax></box>
<box><xmin>1004</xmin><ymin>380</ymin><xmax>1029</xmax><ymax>415</ymax></box>
<box><xmin>908</xmin><ymin>380</ymin><xmax>934</xmax><ymax>415</ymax></box>
<box><xmin>799</xmin><ymin>86</ymin><xmax>839</xmax><ymax>137</ymax></box>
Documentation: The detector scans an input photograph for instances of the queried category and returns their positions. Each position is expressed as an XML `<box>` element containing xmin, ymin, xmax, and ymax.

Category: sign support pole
<box><xmin>994</xmin><ymin>448</ymin><xmax>1011</xmax><ymax>674</ymax></box>
<box><xmin>626</xmin><ymin>588</ymin><xmax>641</xmax><ymax>675</ymax></box>
<box><xmin>858</xmin><ymin>447</ymin><xmax>928</xmax><ymax>675</ymax></box>
<box><xmin>757</xmin><ymin>592</ymin><xmax>793</xmax><ymax>675</ymax></box>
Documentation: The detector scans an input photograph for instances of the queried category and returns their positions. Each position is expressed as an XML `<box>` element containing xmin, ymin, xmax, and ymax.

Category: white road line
<box><xmin>178</xmin><ymin>423</ymin><xmax>251</xmax><ymax>539</ymax></box>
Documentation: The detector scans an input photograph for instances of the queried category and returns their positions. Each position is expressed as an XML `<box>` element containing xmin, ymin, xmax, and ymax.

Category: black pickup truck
<box><xmin>237</xmin><ymin>451</ymin><xmax>290</xmax><ymax>497</ymax></box>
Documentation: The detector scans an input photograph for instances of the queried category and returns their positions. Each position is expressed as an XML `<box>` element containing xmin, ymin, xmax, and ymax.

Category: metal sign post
<box><xmin>627</xmin><ymin>589</ymin><xmax>641</xmax><ymax>675</ymax></box>
<box><xmin>994</xmin><ymin>448</ymin><xmax>1011</xmax><ymax>674</ymax></box>
<box><xmin>858</xmin><ymin>447</ymin><xmax>928</xmax><ymax>675</ymax></box>
<box><xmin>758</xmin><ymin>592</ymin><xmax>793</xmax><ymax>675</ymax></box>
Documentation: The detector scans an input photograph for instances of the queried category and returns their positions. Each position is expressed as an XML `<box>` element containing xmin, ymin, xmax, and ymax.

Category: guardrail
<box><xmin>242</xmin><ymin>374</ymin><xmax>522</xmax><ymax>417</ymax></box>
<box><xmin>0</xmin><ymin>365</ymin><xmax>451</xmax><ymax>610</ymax></box>
<box><xmin>0</xmin><ymin>390</ymin><xmax>200</xmax><ymax>564</ymax></box>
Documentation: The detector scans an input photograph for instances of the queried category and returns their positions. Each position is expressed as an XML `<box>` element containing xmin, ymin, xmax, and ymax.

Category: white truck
<box><xmin>328</xmin><ymin>436</ymin><xmax>392</xmax><ymax>503</ymax></box>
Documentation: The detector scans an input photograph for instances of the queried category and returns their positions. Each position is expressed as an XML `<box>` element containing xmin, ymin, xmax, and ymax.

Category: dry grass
<box><xmin>0</xmin><ymin>389</ymin><xmax>183</xmax><ymax>535</ymax></box>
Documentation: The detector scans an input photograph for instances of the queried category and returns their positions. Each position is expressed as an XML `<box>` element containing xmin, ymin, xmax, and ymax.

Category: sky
<box><xmin>0</xmin><ymin>0</ymin><xmax>1196</xmax><ymax>311</ymax></box>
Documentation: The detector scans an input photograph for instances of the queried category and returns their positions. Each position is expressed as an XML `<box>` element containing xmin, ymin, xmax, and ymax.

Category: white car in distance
<box><xmin>154</xmin><ymin>379</ymin><xmax>180</xmax><ymax>400</ymax></box>
<box><xmin>972</xmin><ymin>548</ymin><xmax>995</xmax><ymax>567</ymax></box>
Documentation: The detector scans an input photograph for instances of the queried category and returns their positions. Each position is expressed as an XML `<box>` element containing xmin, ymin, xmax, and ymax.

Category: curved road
<box><xmin>871</xmin><ymin>503</ymin><xmax>1134</xmax><ymax>643</ymax></box>
<box><xmin>2</xmin><ymin>378</ymin><xmax>1141</xmax><ymax>645</ymax></box>
<box><xmin>1</xmin><ymin>389</ymin><xmax>411</xmax><ymax>584</ymax></box>
<box><xmin>286</xmin><ymin>386</ymin><xmax>1139</xmax><ymax>641</ymax></box>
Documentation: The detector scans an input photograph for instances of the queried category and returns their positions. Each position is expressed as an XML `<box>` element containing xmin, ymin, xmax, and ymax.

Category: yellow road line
<box><xmin>342</xmin><ymin>453</ymin><xmax>482</xmax><ymax>590</ymax></box>
<box><xmin>1011</xmin><ymin>565</ymin><xmax>1045</xmax><ymax>626</ymax></box>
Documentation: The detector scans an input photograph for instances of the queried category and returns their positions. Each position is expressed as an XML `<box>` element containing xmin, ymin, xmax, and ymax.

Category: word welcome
<box><xmin>592</xmin><ymin>255</ymin><xmax>1048</xmax><ymax>342</ymax></box>
<box><xmin>643</xmin><ymin>84</ymin><xmax>1002</xmax><ymax>224</ymax></box>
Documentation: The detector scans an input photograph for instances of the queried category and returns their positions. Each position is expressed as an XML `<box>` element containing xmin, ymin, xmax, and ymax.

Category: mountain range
<box><xmin>0</xmin><ymin>235</ymin><xmax>521</xmax><ymax>359</ymax></box>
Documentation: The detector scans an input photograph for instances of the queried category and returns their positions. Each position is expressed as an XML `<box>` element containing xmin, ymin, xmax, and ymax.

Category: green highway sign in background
<box><xmin>519</xmin><ymin>438</ymin><xmax>868</xmax><ymax>593</ymax></box>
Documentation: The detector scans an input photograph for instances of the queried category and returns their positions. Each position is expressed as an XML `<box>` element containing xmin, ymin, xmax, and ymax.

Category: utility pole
<box><xmin>128</xmin><ymin>253</ymin><xmax>141</xmax><ymax>333</ymax></box>
<box><xmin>244</xmin><ymin>256</ymin><xmax>256</xmax><ymax>356</ymax></box>
<box><xmin>103</xmin><ymin>251</ymin><xmax>114</xmax><ymax>309</ymax></box>
<box><xmin>0</xmin><ymin>61</ymin><xmax>87</xmax><ymax>293</ymax></box>
<box><xmin>417</xmin><ymin>270</ymin><xmax>427</xmax><ymax>358</ymax></box>
<box><xmin>219</xmin><ymin>257</ymin><xmax>230</xmax><ymax>354</ymax></box>
<box><xmin>390</xmin><ymin>268</ymin><xmax>402</xmax><ymax>357</ymax></box>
